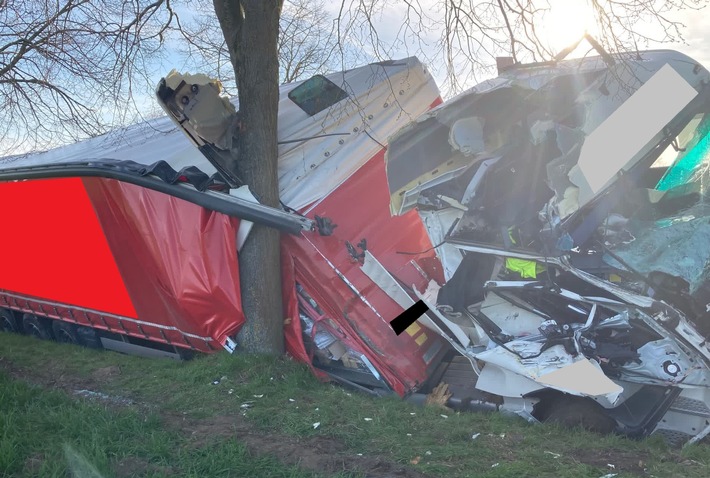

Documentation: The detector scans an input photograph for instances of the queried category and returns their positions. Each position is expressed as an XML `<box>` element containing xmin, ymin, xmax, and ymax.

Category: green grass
<box><xmin>0</xmin><ymin>370</ymin><xmax>320</xmax><ymax>477</ymax></box>
<box><xmin>1</xmin><ymin>332</ymin><xmax>709</xmax><ymax>477</ymax></box>
<box><xmin>0</xmin><ymin>363</ymin><xmax>334</xmax><ymax>478</ymax></box>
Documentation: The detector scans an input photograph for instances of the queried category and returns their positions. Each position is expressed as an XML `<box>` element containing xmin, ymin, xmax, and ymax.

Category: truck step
<box><xmin>651</xmin><ymin>428</ymin><xmax>694</xmax><ymax>446</ymax></box>
<box><xmin>440</xmin><ymin>355</ymin><xmax>485</xmax><ymax>402</ymax></box>
<box><xmin>669</xmin><ymin>396</ymin><xmax>710</xmax><ymax>418</ymax></box>
<box><xmin>100</xmin><ymin>338</ymin><xmax>181</xmax><ymax>360</ymax></box>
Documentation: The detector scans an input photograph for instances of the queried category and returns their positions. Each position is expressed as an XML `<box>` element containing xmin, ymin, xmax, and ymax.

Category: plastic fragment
<box><xmin>313</xmin><ymin>422</ymin><xmax>320</xmax><ymax>429</ymax></box>
<box><xmin>544</xmin><ymin>451</ymin><xmax>561</xmax><ymax>458</ymax></box>
<box><xmin>441</xmin><ymin>414</ymin><xmax>448</xmax><ymax>419</ymax></box>
<box><xmin>364</xmin><ymin>417</ymin><xmax>373</xmax><ymax>421</ymax></box>
<box><xmin>492</xmin><ymin>463</ymin><xmax>499</xmax><ymax>468</ymax></box>
<box><xmin>253</xmin><ymin>394</ymin><xmax>264</xmax><ymax>398</ymax></box>
<box><xmin>471</xmin><ymin>433</ymin><xmax>481</xmax><ymax>440</ymax></box>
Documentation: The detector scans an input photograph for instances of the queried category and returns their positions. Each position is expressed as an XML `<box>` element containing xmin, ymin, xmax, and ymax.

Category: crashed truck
<box><xmin>2</xmin><ymin>50</ymin><xmax>710</xmax><ymax>445</ymax></box>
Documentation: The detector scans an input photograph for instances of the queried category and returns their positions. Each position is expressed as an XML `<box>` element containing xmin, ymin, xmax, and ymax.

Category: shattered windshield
<box><xmin>609</xmin><ymin>109</ymin><xmax>710</xmax><ymax>296</ymax></box>
<box><xmin>654</xmin><ymin>113</ymin><xmax>710</xmax><ymax>191</ymax></box>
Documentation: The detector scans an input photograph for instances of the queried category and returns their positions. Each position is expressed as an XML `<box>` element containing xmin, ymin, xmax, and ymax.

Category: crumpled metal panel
<box><xmin>282</xmin><ymin>245</ymin><xmax>322</xmax><ymax>370</ymax></box>
<box><xmin>282</xmin><ymin>149</ymin><xmax>448</xmax><ymax>396</ymax></box>
<box><xmin>83</xmin><ymin>177</ymin><xmax>244</xmax><ymax>350</ymax></box>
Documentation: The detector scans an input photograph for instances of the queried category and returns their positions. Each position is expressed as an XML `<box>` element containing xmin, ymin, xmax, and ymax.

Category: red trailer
<box><xmin>0</xmin><ymin>58</ymin><xmax>448</xmax><ymax>390</ymax></box>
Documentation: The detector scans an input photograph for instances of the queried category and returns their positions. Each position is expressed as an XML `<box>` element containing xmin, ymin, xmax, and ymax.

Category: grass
<box><xmin>0</xmin><ymin>370</ymin><xmax>316</xmax><ymax>477</ymax></box>
<box><xmin>1</xmin><ymin>331</ymin><xmax>709</xmax><ymax>477</ymax></box>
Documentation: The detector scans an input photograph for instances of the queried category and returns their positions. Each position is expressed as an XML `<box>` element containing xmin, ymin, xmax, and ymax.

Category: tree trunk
<box><xmin>213</xmin><ymin>0</ymin><xmax>285</xmax><ymax>354</ymax></box>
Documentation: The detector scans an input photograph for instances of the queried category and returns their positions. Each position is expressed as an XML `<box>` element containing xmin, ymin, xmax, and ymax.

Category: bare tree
<box><xmin>333</xmin><ymin>0</ymin><xmax>706</xmax><ymax>93</ymax></box>
<box><xmin>212</xmin><ymin>0</ymin><xmax>285</xmax><ymax>354</ymax></box>
<box><xmin>278</xmin><ymin>0</ymin><xmax>337</xmax><ymax>83</ymax></box>
<box><xmin>174</xmin><ymin>0</ymin><xmax>339</xmax><ymax>91</ymax></box>
<box><xmin>0</xmin><ymin>0</ymin><xmax>178</xmax><ymax>154</ymax></box>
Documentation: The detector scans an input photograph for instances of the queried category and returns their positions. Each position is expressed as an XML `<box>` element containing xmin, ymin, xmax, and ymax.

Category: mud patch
<box><xmin>0</xmin><ymin>356</ymin><xmax>149</xmax><ymax>414</ymax></box>
<box><xmin>570</xmin><ymin>447</ymin><xmax>681</xmax><ymax>476</ymax></box>
<box><xmin>167</xmin><ymin>413</ymin><xmax>432</xmax><ymax>478</ymax></box>
<box><xmin>91</xmin><ymin>365</ymin><xmax>121</xmax><ymax>382</ymax></box>
<box><xmin>23</xmin><ymin>453</ymin><xmax>45</xmax><ymax>475</ymax></box>
<box><xmin>112</xmin><ymin>456</ymin><xmax>175</xmax><ymax>478</ymax></box>
<box><xmin>0</xmin><ymin>356</ymin><xmax>91</xmax><ymax>393</ymax></box>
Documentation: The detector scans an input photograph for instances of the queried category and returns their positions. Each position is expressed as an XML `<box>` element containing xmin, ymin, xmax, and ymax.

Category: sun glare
<box><xmin>540</xmin><ymin>0</ymin><xmax>596</xmax><ymax>54</ymax></box>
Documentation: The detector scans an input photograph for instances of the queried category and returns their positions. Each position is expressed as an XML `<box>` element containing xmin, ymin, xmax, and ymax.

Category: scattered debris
<box><xmin>440</xmin><ymin>414</ymin><xmax>448</xmax><ymax>419</ymax></box>
<box><xmin>410</xmin><ymin>456</ymin><xmax>421</xmax><ymax>465</ymax></box>
<box><xmin>312</xmin><ymin>422</ymin><xmax>320</xmax><ymax>429</ymax></box>
<box><xmin>253</xmin><ymin>394</ymin><xmax>264</xmax><ymax>398</ymax></box>
<box><xmin>491</xmin><ymin>463</ymin><xmax>499</xmax><ymax>468</ymax></box>
<box><xmin>73</xmin><ymin>390</ymin><xmax>133</xmax><ymax>406</ymax></box>
<box><xmin>471</xmin><ymin>433</ymin><xmax>481</xmax><ymax>440</ymax></box>
<box><xmin>544</xmin><ymin>451</ymin><xmax>561</xmax><ymax>459</ymax></box>
<box><xmin>425</xmin><ymin>382</ymin><xmax>452</xmax><ymax>409</ymax></box>
<box><xmin>364</xmin><ymin>418</ymin><xmax>373</xmax><ymax>421</ymax></box>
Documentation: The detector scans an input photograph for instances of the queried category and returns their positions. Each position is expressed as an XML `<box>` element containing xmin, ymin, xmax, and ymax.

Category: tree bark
<box><xmin>213</xmin><ymin>0</ymin><xmax>285</xmax><ymax>354</ymax></box>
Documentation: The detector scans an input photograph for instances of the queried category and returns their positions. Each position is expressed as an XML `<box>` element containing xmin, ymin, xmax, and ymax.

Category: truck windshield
<box><xmin>653</xmin><ymin>112</ymin><xmax>710</xmax><ymax>191</ymax></box>
<box><xmin>607</xmin><ymin>99</ymin><xmax>710</xmax><ymax>295</ymax></box>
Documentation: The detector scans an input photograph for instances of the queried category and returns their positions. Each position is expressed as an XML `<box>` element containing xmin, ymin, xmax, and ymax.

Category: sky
<box><xmin>4</xmin><ymin>0</ymin><xmax>710</xmax><ymax>156</ymax></box>
<box><xmin>327</xmin><ymin>0</ymin><xmax>710</xmax><ymax>96</ymax></box>
<box><xmin>149</xmin><ymin>1</ymin><xmax>710</xmax><ymax>100</ymax></box>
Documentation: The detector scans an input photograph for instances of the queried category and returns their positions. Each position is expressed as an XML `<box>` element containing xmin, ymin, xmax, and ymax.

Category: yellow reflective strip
<box><xmin>415</xmin><ymin>333</ymin><xmax>428</xmax><ymax>346</ymax></box>
<box><xmin>405</xmin><ymin>322</ymin><xmax>421</xmax><ymax>336</ymax></box>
